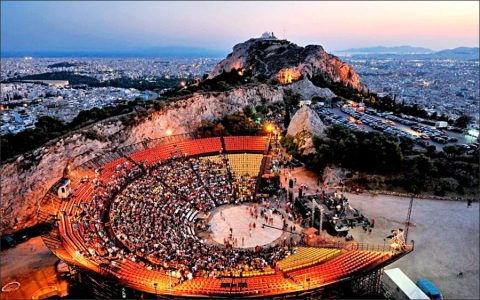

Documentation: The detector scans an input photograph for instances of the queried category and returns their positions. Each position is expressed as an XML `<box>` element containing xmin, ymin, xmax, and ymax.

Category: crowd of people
<box><xmin>65</xmin><ymin>152</ymin><xmax>296</xmax><ymax>281</ymax></box>
<box><xmin>70</xmin><ymin>161</ymin><xmax>144</xmax><ymax>264</ymax></box>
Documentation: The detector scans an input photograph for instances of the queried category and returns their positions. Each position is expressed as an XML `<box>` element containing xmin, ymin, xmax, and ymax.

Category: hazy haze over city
<box><xmin>1</xmin><ymin>1</ymin><xmax>479</xmax><ymax>55</ymax></box>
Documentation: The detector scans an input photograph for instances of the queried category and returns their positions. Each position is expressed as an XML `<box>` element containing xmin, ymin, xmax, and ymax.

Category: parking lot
<box><xmin>314</xmin><ymin>104</ymin><xmax>477</xmax><ymax>151</ymax></box>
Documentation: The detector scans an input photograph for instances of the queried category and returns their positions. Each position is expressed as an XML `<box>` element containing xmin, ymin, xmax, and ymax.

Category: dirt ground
<box><xmin>0</xmin><ymin>237</ymin><xmax>68</xmax><ymax>299</ymax></box>
<box><xmin>281</xmin><ymin>166</ymin><xmax>480</xmax><ymax>299</ymax></box>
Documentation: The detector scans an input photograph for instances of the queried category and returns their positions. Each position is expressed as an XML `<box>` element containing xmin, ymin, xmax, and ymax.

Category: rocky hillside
<box><xmin>287</xmin><ymin>106</ymin><xmax>326</xmax><ymax>155</ymax></box>
<box><xmin>282</xmin><ymin>78</ymin><xmax>336</xmax><ymax>100</ymax></box>
<box><xmin>0</xmin><ymin>85</ymin><xmax>283</xmax><ymax>235</ymax></box>
<box><xmin>209</xmin><ymin>35</ymin><xmax>366</xmax><ymax>93</ymax></box>
<box><xmin>0</xmin><ymin>35</ymin><xmax>369</xmax><ymax>235</ymax></box>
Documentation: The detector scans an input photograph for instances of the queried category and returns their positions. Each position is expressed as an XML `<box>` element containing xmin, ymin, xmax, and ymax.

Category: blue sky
<box><xmin>2</xmin><ymin>1</ymin><xmax>479</xmax><ymax>54</ymax></box>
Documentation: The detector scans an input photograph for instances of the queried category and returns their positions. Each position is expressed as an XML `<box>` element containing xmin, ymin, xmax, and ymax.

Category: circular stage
<box><xmin>209</xmin><ymin>204</ymin><xmax>284</xmax><ymax>248</ymax></box>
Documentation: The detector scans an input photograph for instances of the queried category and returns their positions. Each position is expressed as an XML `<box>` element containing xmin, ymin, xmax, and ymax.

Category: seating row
<box><xmin>225</xmin><ymin>153</ymin><xmax>264</xmax><ymax>177</ymax></box>
<box><xmin>224</xmin><ymin>136</ymin><xmax>269</xmax><ymax>152</ymax></box>
<box><xmin>173</xmin><ymin>273</ymin><xmax>298</xmax><ymax>296</ymax></box>
<box><xmin>129</xmin><ymin>138</ymin><xmax>222</xmax><ymax>167</ymax></box>
<box><xmin>277</xmin><ymin>247</ymin><xmax>341</xmax><ymax>272</ymax></box>
<box><xmin>287</xmin><ymin>250</ymin><xmax>391</xmax><ymax>286</ymax></box>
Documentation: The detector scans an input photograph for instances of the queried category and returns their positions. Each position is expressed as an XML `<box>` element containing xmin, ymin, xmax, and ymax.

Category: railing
<box><xmin>306</xmin><ymin>239</ymin><xmax>414</xmax><ymax>254</ymax></box>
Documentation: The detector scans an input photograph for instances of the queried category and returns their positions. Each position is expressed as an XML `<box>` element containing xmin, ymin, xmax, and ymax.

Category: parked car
<box><xmin>447</xmin><ymin>137</ymin><xmax>458</xmax><ymax>143</ymax></box>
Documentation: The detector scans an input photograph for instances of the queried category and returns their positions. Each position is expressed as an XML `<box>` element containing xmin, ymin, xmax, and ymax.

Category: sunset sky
<box><xmin>2</xmin><ymin>1</ymin><xmax>479</xmax><ymax>54</ymax></box>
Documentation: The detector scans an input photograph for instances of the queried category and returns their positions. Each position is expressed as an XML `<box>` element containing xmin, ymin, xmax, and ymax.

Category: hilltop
<box><xmin>209</xmin><ymin>32</ymin><xmax>367</xmax><ymax>93</ymax></box>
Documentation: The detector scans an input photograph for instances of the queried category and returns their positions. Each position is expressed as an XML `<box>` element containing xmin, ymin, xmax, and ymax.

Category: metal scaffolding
<box><xmin>350</xmin><ymin>269</ymin><xmax>384</xmax><ymax>298</ymax></box>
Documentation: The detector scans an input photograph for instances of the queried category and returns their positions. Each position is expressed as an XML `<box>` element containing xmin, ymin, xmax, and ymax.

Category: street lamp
<box><xmin>265</xmin><ymin>123</ymin><xmax>274</xmax><ymax>134</ymax></box>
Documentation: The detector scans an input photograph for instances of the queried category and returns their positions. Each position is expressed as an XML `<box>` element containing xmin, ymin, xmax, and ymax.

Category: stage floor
<box><xmin>209</xmin><ymin>204</ymin><xmax>284</xmax><ymax>249</ymax></box>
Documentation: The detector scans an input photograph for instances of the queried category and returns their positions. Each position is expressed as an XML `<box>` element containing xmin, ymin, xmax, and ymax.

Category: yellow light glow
<box><xmin>277</xmin><ymin>68</ymin><xmax>301</xmax><ymax>84</ymax></box>
<box><xmin>265</xmin><ymin>123</ymin><xmax>274</xmax><ymax>133</ymax></box>
<box><xmin>166</xmin><ymin>129</ymin><xmax>173</xmax><ymax>136</ymax></box>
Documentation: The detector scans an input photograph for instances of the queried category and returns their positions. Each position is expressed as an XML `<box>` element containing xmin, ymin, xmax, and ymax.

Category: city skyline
<box><xmin>1</xmin><ymin>1</ymin><xmax>479</xmax><ymax>56</ymax></box>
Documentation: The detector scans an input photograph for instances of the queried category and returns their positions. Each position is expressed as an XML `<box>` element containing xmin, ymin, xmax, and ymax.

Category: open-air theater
<box><xmin>37</xmin><ymin>134</ymin><xmax>413</xmax><ymax>298</ymax></box>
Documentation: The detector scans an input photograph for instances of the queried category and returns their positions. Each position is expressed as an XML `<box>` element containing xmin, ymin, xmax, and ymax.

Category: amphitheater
<box><xmin>37</xmin><ymin>135</ymin><xmax>413</xmax><ymax>298</ymax></box>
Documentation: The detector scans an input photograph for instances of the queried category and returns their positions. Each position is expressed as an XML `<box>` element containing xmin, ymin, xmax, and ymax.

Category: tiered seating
<box><xmin>99</xmin><ymin>158</ymin><xmax>128</xmax><ymax>182</ymax></box>
<box><xmin>129</xmin><ymin>138</ymin><xmax>222</xmax><ymax>167</ymax></box>
<box><xmin>36</xmin><ymin>191</ymin><xmax>63</xmax><ymax>223</ymax></box>
<box><xmin>114</xmin><ymin>260</ymin><xmax>176</xmax><ymax>294</ymax></box>
<box><xmin>226</xmin><ymin>153</ymin><xmax>263</xmax><ymax>177</ymax></box>
<box><xmin>224</xmin><ymin>136</ymin><xmax>269</xmax><ymax>152</ymax></box>
<box><xmin>201</xmin><ymin>155</ymin><xmax>223</xmax><ymax>164</ymax></box>
<box><xmin>50</xmin><ymin>137</ymin><xmax>405</xmax><ymax>298</ymax></box>
<box><xmin>173</xmin><ymin>274</ymin><xmax>298</xmax><ymax>296</ymax></box>
<box><xmin>190</xmin><ymin>157</ymin><xmax>234</xmax><ymax>205</ymax></box>
<box><xmin>176</xmin><ymin>137</ymin><xmax>222</xmax><ymax>156</ymax></box>
<box><xmin>129</xmin><ymin>143</ymin><xmax>176</xmax><ymax>167</ymax></box>
<box><xmin>60</xmin><ymin>197</ymin><xmax>176</xmax><ymax>293</ymax></box>
<box><xmin>236</xmin><ymin>274</ymin><xmax>298</xmax><ymax>296</ymax></box>
<box><xmin>288</xmin><ymin>250</ymin><xmax>391</xmax><ymax>286</ymax></box>
<box><xmin>216</xmin><ymin>267</ymin><xmax>275</xmax><ymax>278</ymax></box>
<box><xmin>277</xmin><ymin>247</ymin><xmax>341</xmax><ymax>272</ymax></box>
<box><xmin>67</xmin><ymin>183</ymin><xmax>95</xmax><ymax>255</ymax></box>
<box><xmin>174</xmin><ymin>277</ymin><xmax>223</xmax><ymax>296</ymax></box>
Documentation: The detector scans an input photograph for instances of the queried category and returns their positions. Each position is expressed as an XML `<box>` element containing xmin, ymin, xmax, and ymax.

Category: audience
<box><xmin>71</xmin><ymin>154</ymin><xmax>295</xmax><ymax>281</ymax></box>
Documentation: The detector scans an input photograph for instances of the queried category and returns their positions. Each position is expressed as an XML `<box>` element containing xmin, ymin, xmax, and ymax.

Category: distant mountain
<box><xmin>1</xmin><ymin>47</ymin><xmax>228</xmax><ymax>58</ymax></box>
<box><xmin>428</xmin><ymin>47</ymin><xmax>479</xmax><ymax>60</ymax></box>
<box><xmin>336</xmin><ymin>46</ymin><xmax>433</xmax><ymax>55</ymax></box>
<box><xmin>336</xmin><ymin>45</ymin><xmax>479</xmax><ymax>60</ymax></box>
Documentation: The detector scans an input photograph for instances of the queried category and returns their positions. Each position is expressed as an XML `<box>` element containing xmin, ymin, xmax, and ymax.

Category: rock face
<box><xmin>287</xmin><ymin>106</ymin><xmax>326</xmax><ymax>155</ymax></box>
<box><xmin>209</xmin><ymin>35</ymin><xmax>366</xmax><ymax>93</ymax></box>
<box><xmin>0</xmin><ymin>85</ymin><xmax>283</xmax><ymax>235</ymax></box>
<box><xmin>283</xmin><ymin>78</ymin><xmax>336</xmax><ymax>100</ymax></box>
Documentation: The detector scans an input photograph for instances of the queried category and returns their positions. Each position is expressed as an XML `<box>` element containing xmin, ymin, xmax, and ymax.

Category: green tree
<box><xmin>443</xmin><ymin>145</ymin><xmax>462</xmax><ymax>158</ymax></box>
<box><xmin>212</xmin><ymin>123</ymin><xmax>227</xmax><ymax>136</ymax></box>
<box><xmin>280</xmin><ymin>135</ymin><xmax>298</xmax><ymax>155</ymax></box>
<box><xmin>454</xmin><ymin>115</ymin><xmax>472</xmax><ymax>129</ymax></box>
<box><xmin>284</xmin><ymin>104</ymin><xmax>291</xmax><ymax>128</ymax></box>
<box><xmin>413</xmin><ymin>154</ymin><xmax>436</xmax><ymax>175</ymax></box>
<box><xmin>283</xmin><ymin>89</ymin><xmax>302</xmax><ymax>107</ymax></box>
